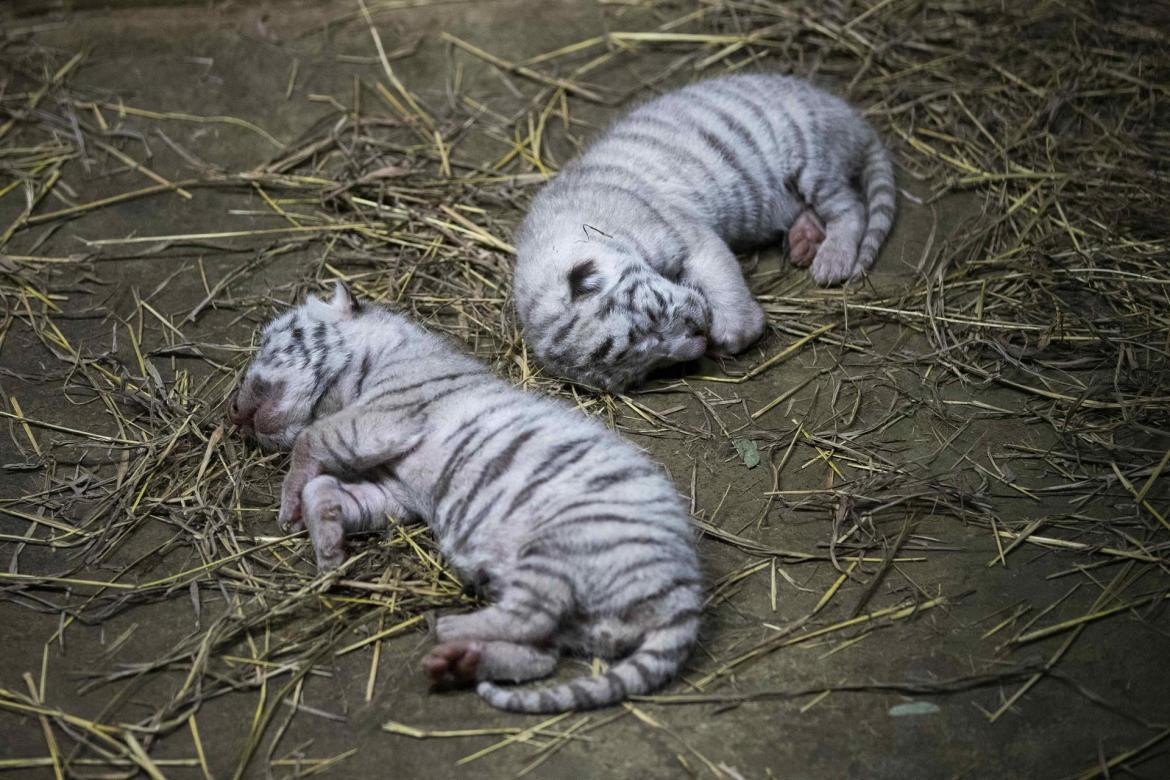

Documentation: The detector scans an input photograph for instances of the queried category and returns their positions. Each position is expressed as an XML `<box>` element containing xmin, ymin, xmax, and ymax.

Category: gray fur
<box><xmin>229</xmin><ymin>284</ymin><xmax>702</xmax><ymax>713</ymax></box>
<box><xmin>514</xmin><ymin>73</ymin><xmax>896</xmax><ymax>391</ymax></box>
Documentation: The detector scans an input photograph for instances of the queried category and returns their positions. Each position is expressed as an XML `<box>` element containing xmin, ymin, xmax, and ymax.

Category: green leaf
<box><xmin>733</xmin><ymin>438</ymin><xmax>760</xmax><ymax>469</ymax></box>
<box><xmin>888</xmin><ymin>702</ymin><xmax>940</xmax><ymax>717</ymax></box>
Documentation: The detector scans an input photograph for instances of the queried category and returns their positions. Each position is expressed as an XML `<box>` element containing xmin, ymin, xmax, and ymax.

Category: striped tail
<box><xmin>854</xmin><ymin>134</ymin><xmax>896</xmax><ymax>278</ymax></box>
<box><xmin>475</xmin><ymin>618</ymin><xmax>698</xmax><ymax>714</ymax></box>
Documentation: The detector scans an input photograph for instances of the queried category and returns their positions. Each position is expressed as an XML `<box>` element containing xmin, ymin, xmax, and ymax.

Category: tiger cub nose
<box><xmin>227</xmin><ymin>391</ymin><xmax>250</xmax><ymax>427</ymax></box>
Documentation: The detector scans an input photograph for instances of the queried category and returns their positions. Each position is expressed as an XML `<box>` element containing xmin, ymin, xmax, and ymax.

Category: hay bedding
<box><xmin>0</xmin><ymin>0</ymin><xmax>1167</xmax><ymax>776</ymax></box>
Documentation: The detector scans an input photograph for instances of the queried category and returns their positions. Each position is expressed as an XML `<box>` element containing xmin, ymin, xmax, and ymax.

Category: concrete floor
<box><xmin>1</xmin><ymin>1</ymin><xmax>1167</xmax><ymax>778</ymax></box>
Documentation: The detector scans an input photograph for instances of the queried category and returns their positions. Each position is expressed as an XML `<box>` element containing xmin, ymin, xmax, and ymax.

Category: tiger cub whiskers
<box><xmin>228</xmin><ymin>283</ymin><xmax>703</xmax><ymax>714</ymax></box>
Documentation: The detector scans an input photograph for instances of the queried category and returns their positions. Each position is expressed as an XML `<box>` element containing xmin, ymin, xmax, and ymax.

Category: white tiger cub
<box><xmin>514</xmin><ymin>73</ymin><xmax>896</xmax><ymax>391</ymax></box>
<box><xmin>227</xmin><ymin>283</ymin><xmax>702</xmax><ymax>713</ymax></box>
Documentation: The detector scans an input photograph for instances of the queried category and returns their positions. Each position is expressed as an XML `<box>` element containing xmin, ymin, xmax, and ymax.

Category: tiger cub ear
<box><xmin>568</xmin><ymin>260</ymin><xmax>600</xmax><ymax>301</ymax></box>
<box><xmin>329</xmin><ymin>281</ymin><xmax>360</xmax><ymax>316</ymax></box>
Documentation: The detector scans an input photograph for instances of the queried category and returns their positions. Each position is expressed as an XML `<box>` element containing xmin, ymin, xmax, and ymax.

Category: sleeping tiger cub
<box><xmin>513</xmin><ymin>73</ymin><xmax>896</xmax><ymax>391</ymax></box>
<box><xmin>227</xmin><ymin>283</ymin><xmax>702</xmax><ymax>713</ymax></box>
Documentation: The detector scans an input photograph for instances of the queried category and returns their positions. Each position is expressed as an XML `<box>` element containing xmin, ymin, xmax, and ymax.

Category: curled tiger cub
<box><xmin>514</xmin><ymin>73</ymin><xmax>896</xmax><ymax>391</ymax></box>
<box><xmin>227</xmin><ymin>283</ymin><xmax>702</xmax><ymax>713</ymax></box>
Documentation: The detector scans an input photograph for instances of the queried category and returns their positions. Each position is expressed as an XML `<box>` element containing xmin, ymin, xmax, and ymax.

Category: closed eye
<box><xmin>568</xmin><ymin>259</ymin><xmax>600</xmax><ymax>301</ymax></box>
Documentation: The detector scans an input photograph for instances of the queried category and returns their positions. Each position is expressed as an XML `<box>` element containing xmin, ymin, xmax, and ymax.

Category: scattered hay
<box><xmin>0</xmin><ymin>0</ymin><xmax>1167</xmax><ymax>776</ymax></box>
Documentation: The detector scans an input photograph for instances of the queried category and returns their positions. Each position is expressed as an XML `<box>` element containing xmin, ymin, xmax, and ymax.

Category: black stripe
<box><xmin>437</xmin><ymin>413</ymin><xmax>533</xmax><ymax>523</ymax></box>
<box><xmin>642</xmin><ymin>94</ymin><xmax>762</xmax><ymax>225</ymax></box>
<box><xmin>339</xmin><ymin>484</ymin><xmax>370</xmax><ymax>524</ymax></box>
<box><xmin>290</xmin><ymin>324</ymin><xmax>306</xmax><ymax>354</ymax></box>
<box><xmin>605</xmin><ymin>669</ymin><xmax>628</xmax><ymax>698</ymax></box>
<box><xmin>639</xmin><ymin>645</ymin><xmax>688</xmax><ymax>662</ymax></box>
<box><xmin>447</xmin><ymin>486</ymin><xmax>507</xmax><ymax>548</ymax></box>
<box><xmin>616</xmin><ymin>117</ymin><xmax>722</xmax><ymax>186</ymax></box>
<box><xmin>362</xmin><ymin>369</ymin><xmax>486</xmax><ymax>406</ymax></box>
<box><xmin>542</xmin><ymin>533</ymin><xmax>688</xmax><ymax>557</ymax></box>
<box><xmin>568</xmin><ymin>682</ymin><xmax>596</xmax><ymax>708</ymax></box>
<box><xmin>536</xmin><ymin>492</ymin><xmax>676</xmax><ymax>522</ymax></box>
<box><xmin>628</xmin><ymin>658</ymin><xmax>654</xmax><ymax>684</ymax></box>
<box><xmin>689</xmin><ymin>91</ymin><xmax>776</xmax><ymax>199</ymax></box>
<box><xmin>656</xmin><ymin>607</ymin><xmax>702</xmax><ymax>630</ymax></box>
<box><xmin>353</xmin><ymin>351</ymin><xmax>372</xmax><ymax>397</ymax></box>
<box><xmin>374</xmin><ymin>438</ymin><xmax>422</xmax><ymax>472</ymax></box>
<box><xmin>586</xmin><ymin>336</ymin><xmax>615</xmax><ymax>363</ymax></box>
<box><xmin>551</xmin><ymin>312</ymin><xmax>579</xmax><ymax>345</ymax></box>
<box><xmin>604</xmin><ymin>553</ymin><xmax>681</xmax><ymax>586</ymax></box>
<box><xmin>625</xmin><ymin>278</ymin><xmax>642</xmax><ymax>307</ymax></box>
<box><xmin>465</xmin><ymin>428</ymin><xmax>538</xmax><ymax>499</ymax></box>
<box><xmin>749</xmin><ymin>85</ymin><xmax>807</xmax><ymax>178</ymax></box>
<box><xmin>806</xmin><ymin>171</ymin><xmax>828</xmax><ymax>206</ymax></box>
<box><xmin>367</xmin><ymin>378</ymin><xmax>480</xmax><ymax>415</ymax></box>
<box><xmin>500</xmin><ymin>470</ymin><xmax>563</xmax><ymax>519</ymax></box>
<box><xmin>618</xmin><ymin>264</ymin><xmax>644</xmax><ymax>282</ymax></box>
<box><xmin>501</xmin><ymin>439</ymin><xmax>595</xmax><ymax>518</ymax></box>
<box><xmin>318</xmin><ymin>435</ymin><xmax>352</xmax><ymax>472</ymax></box>
<box><xmin>799</xmin><ymin>111</ymin><xmax>835</xmax><ymax>209</ymax></box>
<box><xmin>510</xmin><ymin>579</ymin><xmax>559</xmax><ymax>603</ymax></box>
<box><xmin>620</xmin><ymin>576</ymin><xmax>702</xmax><ymax>613</ymax></box>
<box><xmin>589</xmin><ymin>470</ymin><xmax>636</xmax><ymax>488</ymax></box>
<box><xmin>694</xmin><ymin>126</ymin><xmax>760</xmax><ymax>234</ymax></box>
<box><xmin>533</xmin><ymin>437</ymin><xmax>595</xmax><ymax>476</ymax></box>
<box><xmin>309</xmin><ymin>322</ymin><xmax>328</xmax><ymax>372</ymax></box>
<box><xmin>308</xmin><ymin>355</ymin><xmax>349</xmax><ymax>421</ymax></box>
<box><xmin>570</xmin><ymin>160</ymin><xmax>661</xmax><ymax>197</ymax></box>
<box><xmin>721</xmin><ymin>83</ymin><xmax>784</xmax><ymax>170</ymax></box>
<box><xmin>549</xmin><ymin>512</ymin><xmax>665</xmax><ymax>529</ymax></box>
<box><xmin>440</xmin><ymin>401</ymin><xmax>513</xmax><ymax>444</ymax></box>
<box><xmin>431</xmin><ymin>426</ymin><xmax>485</xmax><ymax>506</ymax></box>
<box><xmin>578</xmin><ymin>149</ymin><xmax>717</xmax><ymax>216</ymax></box>
<box><xmin>514</xmin><ymin>558</ymin><xmax>576</xmax><ymax>587</ymax></box>
<box><xmin>596</xmin><ymin>559</ymin><xmax>691</xmax><ymax>605</ymax></box>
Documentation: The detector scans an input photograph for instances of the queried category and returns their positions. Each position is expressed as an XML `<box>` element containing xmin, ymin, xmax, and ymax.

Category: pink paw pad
<box><xmin>422</xmin><ymin>641</ymin><xmax>481</xmax><ymax>690</ymax></box>
<box><xmin>788</xmin><ymin>209</ymin><xmax>825</xmax><ymax>268</ymax></box>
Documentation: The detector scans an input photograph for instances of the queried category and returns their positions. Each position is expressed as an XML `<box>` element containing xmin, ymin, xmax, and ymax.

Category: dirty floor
<box><xmin>0</xmin><ymin>1</ymin><xmax>1168</xmax><ymax>778</ymax></box>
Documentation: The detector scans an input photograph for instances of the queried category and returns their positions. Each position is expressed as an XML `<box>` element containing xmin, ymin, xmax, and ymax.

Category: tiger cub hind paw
<box><xmin>423</xmin><ymin>641</ymin><xmax>482</xmax><ymax>690</ymax></box>
<box><xmin>787</xmin><ymin>208</ymin><xmax>825</xmax><ymax>268</ymax></box>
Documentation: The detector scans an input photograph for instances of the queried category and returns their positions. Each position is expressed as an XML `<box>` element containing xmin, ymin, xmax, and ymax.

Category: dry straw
<box><xmin>0</xmin><ymin>0</ymin><xmax>1166</xmax><ymax>776</ymax></box>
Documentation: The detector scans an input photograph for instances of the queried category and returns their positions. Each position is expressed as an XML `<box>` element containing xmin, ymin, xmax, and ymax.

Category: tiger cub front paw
<box><xmin>707</xmin><ymin>301</ymin><xmax>766</xmax><ymax>356</ymax></box>
<box><xmin>302</xmin><ymin>475</ymin><xmax>347</xmax><ymax>570</ymax></box>
<box><xmin>277</xmin><ymin>476</ymin><xmax>305</xmax><ymax>532</ymax></box>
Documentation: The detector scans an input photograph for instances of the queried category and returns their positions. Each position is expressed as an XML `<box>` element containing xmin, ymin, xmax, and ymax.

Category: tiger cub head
<box><xmin>228</xmin><ymin>283</ymin><xmax>361</xmax><ymax>451</ymax></box>
<box><xmin>525</xmin><ymin>245</ymin><xmax>711</xmax><ymax>392</ymax></box>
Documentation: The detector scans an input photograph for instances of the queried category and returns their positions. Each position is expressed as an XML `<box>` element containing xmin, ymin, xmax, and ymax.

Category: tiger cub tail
<box><xmin>474</xmin><ymin>613</ymin><xmax>699</xmax><ymax>714</ymax></box>
<box><xmin>855</xmin><ymin>134</ymin><xmax>897</xmax><ymax>277</ymax></box>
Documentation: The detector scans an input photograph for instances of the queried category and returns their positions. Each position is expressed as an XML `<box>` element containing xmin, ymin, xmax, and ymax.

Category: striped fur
<box><xmin>229</xmin><ymin>283</ymin><xmax>702</xmax><ymax>713</ymax></box>
<box><xmin>514</xmin><ymin>73</ymin><xmax>896</xmax><ymax>391</ymax></box>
